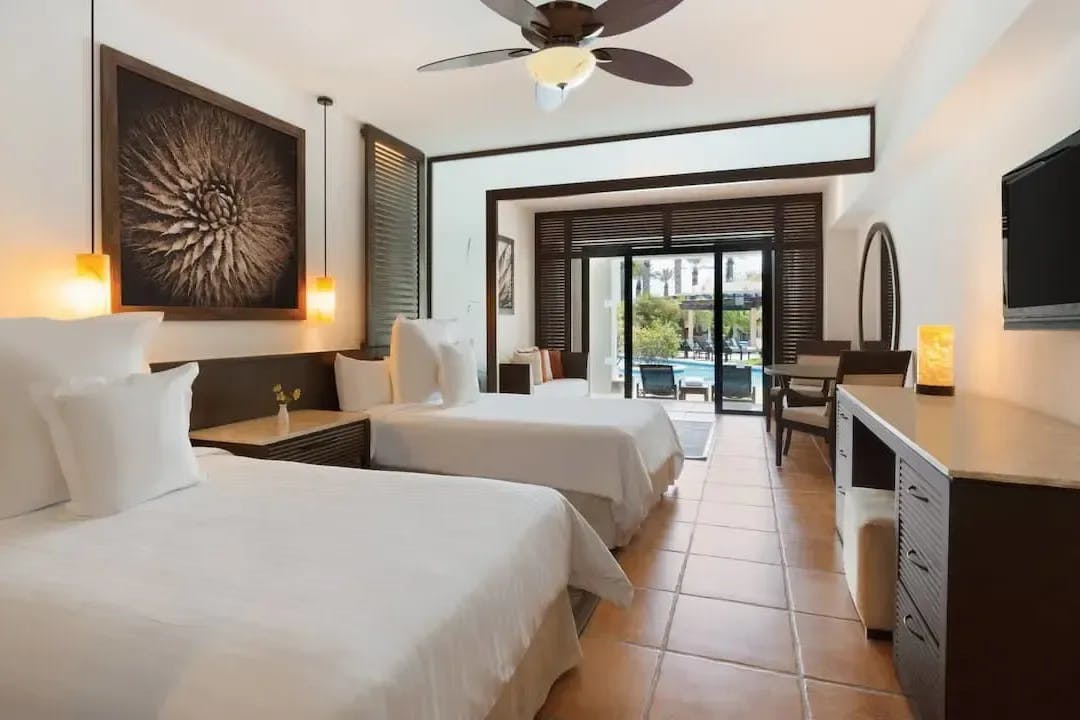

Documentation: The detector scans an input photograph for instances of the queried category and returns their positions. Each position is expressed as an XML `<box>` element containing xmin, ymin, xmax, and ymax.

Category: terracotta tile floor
<box><xmin>541</xmin><ymin>415</ymin><xmax>912</xmax><ymax>720</ymax></box>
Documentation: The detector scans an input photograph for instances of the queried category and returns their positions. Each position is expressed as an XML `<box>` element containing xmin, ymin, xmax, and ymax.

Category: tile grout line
<box><xmin>764</xmin><ymin>422</ymin><xmax>814</xmax><ymax>720</ymax></box>
<box><xmin>640</xmin><ymin>474</ymin><xmax>702</xmax><ymax>719</ymax></box>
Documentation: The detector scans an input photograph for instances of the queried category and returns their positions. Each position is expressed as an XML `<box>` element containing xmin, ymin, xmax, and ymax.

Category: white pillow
<box><xmin>0</xmin><ymin>312</ymin><xmax>162</xmax><ymax>518</ymax></box>
<box><xmin>438</xmin><ymin>342</ymin><xmax>480</xmax><ymax>407</ymax></box>
<box><xmin>32</xmin><ymin>362</ymin><xmax>201</xmax><ymax>518</ymax></box>
<box><xmin>388</xmin><ymin>317</ymin><xmax>459</xmax><ymax>403</ymax></box>
<box><xmin>335</xmin><ymin>355</ymin><xmax>392</xmax><ymax>412</ymax></box>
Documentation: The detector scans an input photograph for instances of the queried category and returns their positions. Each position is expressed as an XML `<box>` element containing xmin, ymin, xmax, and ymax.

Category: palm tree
<box><xmin>674</xmin><ymin>258</ymin><xmax>683</xmax><ymax>295</ymax></box>
<box><xmin>689</xmin><ymin>258</ymin><xmax>701</xmax><ymax>289</ymax></box>
<box><xmin>655</xmin><ymin>268</ymin><xmax>675</xmax><ymax>297</ymax></box>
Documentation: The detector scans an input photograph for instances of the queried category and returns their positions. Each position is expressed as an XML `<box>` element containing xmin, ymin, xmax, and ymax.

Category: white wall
<box><xmin>842</xmin><ymin>0</ymin><xmax>1080</xmax><ymax>423</ymax></box>
<box><xmin>431</xmin><ymin>113</ymin><xmax>873</xmax><ymax>369</ymax></box>
<box><xmin>0</xmin><ymin>0</ymin><xmax>364</xmax><ymax>362</ymax></box>
<box><xmin>823</xmin><ymin>226</ymin><xmax>859</xmax><ymax>341</ymax></box>
<box><xmin>495</xmin><ymin>202</ymin><xmax>534</xmax><ymax>361</ymax></box>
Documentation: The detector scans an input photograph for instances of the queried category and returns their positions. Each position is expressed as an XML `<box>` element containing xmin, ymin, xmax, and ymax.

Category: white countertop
<box><xmin>839</xmin><ymin>385</ymin><xmax>1080</xmax><ymax>490</ymax></box>
<box><xmin>190</xmin><ymin>410</ymin><xmax>367</xmax><ymax>447</ymax></box>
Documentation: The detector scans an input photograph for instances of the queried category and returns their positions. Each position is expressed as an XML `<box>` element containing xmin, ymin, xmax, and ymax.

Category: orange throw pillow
<box><xmin>539</xmin><ymin>349</ymin><xmax>554</xmax><ymax>383</ymax></box>
<box><xmin>549</xmin><ymin>350</ymin><xmax>564</xmax><ymax>379</ymax></box>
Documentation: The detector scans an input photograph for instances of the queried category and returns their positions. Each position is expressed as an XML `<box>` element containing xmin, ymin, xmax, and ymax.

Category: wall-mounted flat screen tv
<box><xmin>1002</xmin><ymin>127</ymin><xmax>1080</xmax><ymax>329</ymax></box>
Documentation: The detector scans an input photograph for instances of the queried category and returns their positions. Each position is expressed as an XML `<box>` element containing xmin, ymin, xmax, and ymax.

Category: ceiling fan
<box><xmin>417</xmin><ymin>0</ymin><xmax>691</xmax><ymax>111</ymax></box>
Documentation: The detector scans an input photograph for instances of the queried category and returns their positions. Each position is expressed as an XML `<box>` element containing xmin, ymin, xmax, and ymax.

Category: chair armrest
<box><xmin>498</xmin><ymin>363</ymin><xmax>533</xmax><ymax>395</ymax></box>
<box><xmin>561</xmin><ymin>352</ymin><xmax>588</xmax><ymax>379</ymax></box>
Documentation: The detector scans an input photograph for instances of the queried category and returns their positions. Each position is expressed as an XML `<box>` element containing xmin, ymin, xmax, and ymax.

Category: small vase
<box><xmin>276</xmin><ymin>403</ymin><xmax>290</xmax><ymax>434</ymax></box>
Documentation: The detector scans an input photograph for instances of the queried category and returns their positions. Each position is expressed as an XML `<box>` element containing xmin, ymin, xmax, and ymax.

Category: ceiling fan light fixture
<box><xmin>526</xmin><ymin>46</ymin><xmax>596</xmax><ymax>90</ymax></box>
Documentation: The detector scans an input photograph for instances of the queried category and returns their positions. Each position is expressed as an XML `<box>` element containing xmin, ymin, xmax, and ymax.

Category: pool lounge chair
<box><xmin>637</xmin><ymin>364</ymin><xmax>678</xmax><ymax>399</ymax></box>
<box><xmin>720</xmin><ymin>364</ymin><xmax>756</xmax><ymax>403</ymax></box>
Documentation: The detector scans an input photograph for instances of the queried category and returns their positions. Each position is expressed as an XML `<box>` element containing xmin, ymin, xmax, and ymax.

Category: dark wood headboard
<box><xmin>152</xmin><ymin>348</ymin><xmax>371</xmax><ymax>430</ymax></box>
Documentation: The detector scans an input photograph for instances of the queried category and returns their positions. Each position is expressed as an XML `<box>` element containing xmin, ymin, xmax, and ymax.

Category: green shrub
<box><xmin>633</xmin><ymin>321</ymin><xmax>681</xmax><ymax>360</ymax></box>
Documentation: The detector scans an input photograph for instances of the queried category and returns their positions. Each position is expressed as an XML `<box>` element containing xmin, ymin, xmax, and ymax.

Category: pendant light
<box><xmin>72</xmin><ymin>0</ymin><xmax>111</xmax><ymax>316</ymax></box>
<box><xmin>309</xmin><ymin>95</ymin><xmax>336</xmax><ymax>323</ymax></box>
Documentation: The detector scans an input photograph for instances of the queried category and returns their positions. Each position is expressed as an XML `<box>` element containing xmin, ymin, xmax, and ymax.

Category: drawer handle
<box><xmin>906</xmin><ymin>484</ymin><xmax>931</xmax><ymax>503</ymax></box>
<box><xmin>907</xmin><ymin>549</ymin><xmax>930</xmax><ymax>573</ymax></box>
<box><xmin>903</xmin><ymin>614</ymin><xmax>926</xmax><ymax>642</ymax></box>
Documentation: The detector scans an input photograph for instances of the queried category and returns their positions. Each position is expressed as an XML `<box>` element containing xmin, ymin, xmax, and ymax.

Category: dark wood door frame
<box><xmin>443</xmin><ymin>108</ymin><xmax>875</xmax><ymax>391</ymax></box>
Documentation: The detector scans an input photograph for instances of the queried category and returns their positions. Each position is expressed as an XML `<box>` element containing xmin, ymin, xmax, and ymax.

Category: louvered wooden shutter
<box><xmin>775</xmin><ymin>198</ymin><xmax>823</xmax><ymax>363</ymax></box>
<box><xmin>535</xmin><ymin>215</ymin><xmax>569</xmax><ymax>349</ymax></box>
<box><xmin>670</xmin><ymin>200</ymin><xmax>776</xmax><ymax>247</ymax></box>
<box><xmin>881</xmin><ymin>242</ymin><xmax>896</xmax><ymax>343</ymax></box>
<box><xmin>363</xmin><ymin>125</ymin><xmax>426</xmax><ymax>351</ymax></box>
<box><xmin>534</xmin><ymin>194</ymin><xmax>823</xmax><ymax>364</ymax></box>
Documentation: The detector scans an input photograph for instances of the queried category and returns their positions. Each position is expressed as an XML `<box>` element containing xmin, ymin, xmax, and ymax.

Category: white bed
<box><xmin>0</xmin><ymin>450</ymin><xmax>631</xmax><ymax>720</ymax></box>
<box><xmin>367</xmin><ymin>393</ymin><xmax>684</xmax><ymax>547</ymax></box>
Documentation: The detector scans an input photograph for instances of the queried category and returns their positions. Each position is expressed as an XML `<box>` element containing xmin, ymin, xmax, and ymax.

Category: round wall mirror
<box><xmin>858</xmin><ymin>222</ymin><xmax>901</xmax><ymax>350</ymax></box>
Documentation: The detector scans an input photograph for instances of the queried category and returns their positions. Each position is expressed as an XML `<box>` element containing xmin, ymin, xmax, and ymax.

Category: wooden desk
<box><xmin>837</xmin><ymin>386</ymin><xmax>1080</xmax><ymax>720</ymax></box>
<box><xmin>190</xmin><ymin>410</ymin><xmax>370</xmax><ymax>469</ymax></box>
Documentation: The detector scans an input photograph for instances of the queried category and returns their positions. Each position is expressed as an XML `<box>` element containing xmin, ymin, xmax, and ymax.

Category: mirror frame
<box><xmin>858</xmin><ymin>222</ymin><xmax>901</xmax><ymax>351</ymax></box>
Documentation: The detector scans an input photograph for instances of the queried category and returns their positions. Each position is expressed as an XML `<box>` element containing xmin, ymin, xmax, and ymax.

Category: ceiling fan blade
<box><xmin>535</xmin><ymin>83</ymin><xmax>568</xmax><ymax>112</ymax></box>
<box><xmin>595</xmin><ymin>0</ymin><xmax>684</xmax><ymax>37</ymax></box>
<box><xmin>418</xmin><ymin>48</ymin><xmax>533</xmax><ymax>72</ymax></box>
<box><xmin>520</xmin><ymin>27</ymin><xmax>548</xmax><ymax>49</ymax></box>
<box><xmin>593</xmin><ymin>47</ymin><xmax>692</xmax><ymax>86</ymax></box>
<box><xmin>479</xmin><ymin>0</ymin><xmax>549</xmax><ymax>32</ymax></box>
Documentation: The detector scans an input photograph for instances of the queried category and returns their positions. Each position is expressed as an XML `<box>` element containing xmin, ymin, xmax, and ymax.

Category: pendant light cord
<box><xmin>322</xmin><ymin>101</ymin><xmax>328</xmax><ymax>277</ymax></box>
<box><xmin>90</xmin><ymin>0</ymin><xmax>95</xmax><ymax>253</ymax></box>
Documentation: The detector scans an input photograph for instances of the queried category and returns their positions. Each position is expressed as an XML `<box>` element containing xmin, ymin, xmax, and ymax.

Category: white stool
<box><xmin>842</xmin><ymin>487</ymin><xmax>897</xmax><ymax>638</ymax></box>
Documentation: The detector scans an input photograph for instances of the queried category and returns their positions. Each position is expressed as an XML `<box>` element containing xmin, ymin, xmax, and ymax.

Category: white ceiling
<box><xmin>131</xmin><ymin>0</ymin><xmax>933</xmax><ymax>155</ymax></box>
<box><xmin>509</xmin><ymin>176</ymin><xmax>831</xmax><ymax>212</ymax></box>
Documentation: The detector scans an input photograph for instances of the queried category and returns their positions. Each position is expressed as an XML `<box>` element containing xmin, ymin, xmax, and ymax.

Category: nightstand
<box><xmin>190</xmin><ymin>410</ymin><xmax>370</xmax><ymax>469</ymax></box>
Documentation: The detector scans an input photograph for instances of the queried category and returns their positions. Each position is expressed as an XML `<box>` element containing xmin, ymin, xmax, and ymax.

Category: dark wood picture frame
<box><xmin>100</xmin><ymin>46</ymin><xmax>306</xmax><ymax>320</ymax></box>
<box><xmin>497</xmin><ymin>235</ymin><xmax>514</xmax><ymax>314</ymax></box>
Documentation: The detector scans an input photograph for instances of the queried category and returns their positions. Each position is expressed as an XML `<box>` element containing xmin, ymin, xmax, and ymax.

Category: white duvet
<box><xmin>0</xmin><ymin>451</ymin><xmax>630</xmax><ymax>720</ymax></box>
<box><xmin>368</xmin><ymin>394</ymin><xmax>684</xmax><ymax>538</ymax></box>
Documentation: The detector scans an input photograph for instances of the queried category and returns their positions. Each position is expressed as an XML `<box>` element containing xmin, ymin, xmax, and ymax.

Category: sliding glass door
<box><xmin>582</xmin><ymin>247</ymin><xmax>771</xmax><ymax>415</ymax></box>
<box><xmin>717</xmin><ymin>249</ymin><xmax>769</xmax><ymax>414</ymax></box>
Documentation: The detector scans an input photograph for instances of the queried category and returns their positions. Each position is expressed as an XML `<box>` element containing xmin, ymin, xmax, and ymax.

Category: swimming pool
<box><xmin>618</xmin><ymin>358</ymin><xmax>763</xmax><ymax>386</ymax></box>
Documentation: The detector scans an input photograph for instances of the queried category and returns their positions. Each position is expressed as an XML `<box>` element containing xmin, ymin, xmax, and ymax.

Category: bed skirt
<box><xmin>561</xmin><ymin>453</ymin><xmax>680</xmax><ymax>548</ymax></box>
<box><xmin>485</xmin><ymin>589</ymin><xmax>581</xmax><ymax>720</ymax></box>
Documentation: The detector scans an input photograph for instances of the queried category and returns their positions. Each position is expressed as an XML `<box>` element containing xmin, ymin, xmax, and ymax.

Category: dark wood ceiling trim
<box><xmin>431</xmin><ymin>106</ymin><xmax>875</xmax><ymax>163</ymax></box>
<box><xmin>489</xmin><ymin>158</ymin><xmax>871</xmax><ymax>202</ymax></box>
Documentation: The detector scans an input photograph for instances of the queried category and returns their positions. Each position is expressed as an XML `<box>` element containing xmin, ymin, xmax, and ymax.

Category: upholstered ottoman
<box><xmin>842</xmin><ymin>487</ymin><xmax>897</xmax><ymax>638</ymax></box>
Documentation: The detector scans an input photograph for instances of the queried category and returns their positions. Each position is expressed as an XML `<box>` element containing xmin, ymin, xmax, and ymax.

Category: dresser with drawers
<box><xmin>836</xmin><ymin>386</ymin><xmax>1080</xmax><ymax>720</ymax></box>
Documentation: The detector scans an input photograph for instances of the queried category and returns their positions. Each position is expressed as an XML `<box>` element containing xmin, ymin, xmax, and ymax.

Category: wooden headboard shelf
<box><xmin>152</xmin><ymin>348</ymin><xmax>371</xmax><ymax>430</ymax></box>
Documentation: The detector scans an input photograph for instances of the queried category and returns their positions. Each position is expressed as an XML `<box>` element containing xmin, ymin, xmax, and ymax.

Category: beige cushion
<box><xmin>781</xmin><ymin>405</ymin><xmax>829</xmax><ymax>428</ymax></box>
<box><xmin>842</xmin><ymin>488</ymin><xmax>897</xmax><ymax>632</ymax></box>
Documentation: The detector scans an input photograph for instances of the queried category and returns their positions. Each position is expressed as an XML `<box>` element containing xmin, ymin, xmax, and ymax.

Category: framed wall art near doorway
<box><xmin>497</xmin><ymin>235</ymin><xmax>514</xmax><ymax>314</ymax></box>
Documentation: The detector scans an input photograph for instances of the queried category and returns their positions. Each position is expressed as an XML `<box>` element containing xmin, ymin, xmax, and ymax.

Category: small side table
<box><xmin>190</xmin><ymin>410</ymin><xmax>370</xmax><ymax>469</ymax></box>
<box><xmin>679</xmin><ymin>383</ymin><xmax>711</xmax><ymax>402</ymax></box>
